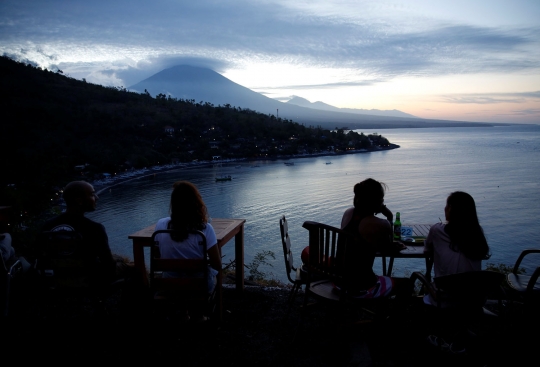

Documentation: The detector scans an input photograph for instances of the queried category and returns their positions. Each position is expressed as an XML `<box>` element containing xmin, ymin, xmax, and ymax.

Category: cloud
<box><xmin>255</xmin><ymin>79</ymin><xmax>385</xmax><ymax>90</ymax></box>
<box><xmin>116</xmin><ymin>55</ymin><xmax>232</xmax><ymax>87</ymax></box>
<box><xmin>441</xmin><ymin>91</ymin><xmax>540</xmax><ymax>104</ymax></box>
<box><xmin>1</xmin><ymin>0</ymin><xmax>539</xmax><ymax>88</ymax></box>
<box><xmin>508</xmin><ymin>108</ymin><xmax>540</xmax><ymax>116</ymax></box>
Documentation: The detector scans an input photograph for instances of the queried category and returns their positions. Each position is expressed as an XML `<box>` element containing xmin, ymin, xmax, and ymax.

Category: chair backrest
<box><xmin>302</xmin><ymin>221</ymin><xmax>356</xmax><ymax>290</ymax></box>
<box><xmin>149</xmin><ymin>229</ymin><xmax>209</xmax><ymax>298</ymax></box>
<box><xmin>280</xmin><ymin>215</ymin><xmax>298</xmax><ymax>284</ymax></box>
<box><xmin>434</xmin><ymin>270</ymin><xmax>504</xmax><ymax>309</ymax></box>
<box><xmin>37</xmin><ymin>230</ymin><xmax>97</xmax><ymax>289</ymax></box>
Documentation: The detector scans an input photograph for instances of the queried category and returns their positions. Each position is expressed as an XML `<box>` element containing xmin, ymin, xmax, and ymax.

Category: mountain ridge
<box><xmin>129</xmin><ymin>65</ymin><xmax>493</xmax><ymax>129</ymax></box>
<box><xmin>285</xmin><ymin>96</ymin><xmax>417</xmax><ymax>118</ymax></box>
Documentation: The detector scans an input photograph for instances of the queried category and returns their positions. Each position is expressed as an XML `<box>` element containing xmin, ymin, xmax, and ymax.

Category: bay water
<box><xmin>87</xmin><ymin>124</ymin><xmax>540</xmax><ymax>282</ymax></box>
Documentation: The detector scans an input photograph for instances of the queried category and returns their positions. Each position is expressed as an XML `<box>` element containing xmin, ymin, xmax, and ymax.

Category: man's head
<box><xmin>63</xmin><ymin>181</ymin><xmax>98</xmax><ymax>214</ymax></box>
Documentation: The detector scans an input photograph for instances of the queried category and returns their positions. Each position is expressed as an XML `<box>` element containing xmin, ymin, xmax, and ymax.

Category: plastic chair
<box><xmin>149</xmin><ymin>229</ymin><xmax>218</xmax><ymax>323</ymax></box>
<box><xmin>506</xmin><ymin>249</ymin><xmax>540</xmax><ymax>315</ymax></box>
<box><xmin>279</xmin><ymin>215</ymin><xmax>308</xmax><ymax>309</ymax></box>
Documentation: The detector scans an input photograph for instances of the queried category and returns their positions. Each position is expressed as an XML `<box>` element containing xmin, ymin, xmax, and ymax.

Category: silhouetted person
<box><xmin>40</xmin><ymin>181</ymin><xmax>119</xmax><ymax>282</ymax></box>
<box><xmin>339</xmin><ymin>178</ymin><xmax>411</xmax><ymax>298</ymax></box>
<box><xmin>423</xmin><ymin>191</ymin><xmax>491</xmax><ymax>353</ymax></box>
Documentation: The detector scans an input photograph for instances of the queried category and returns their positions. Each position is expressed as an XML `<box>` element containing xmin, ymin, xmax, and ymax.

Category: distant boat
<box><xmin>215</xmin><ymin>175</ymin><xmax>232</xmax><ymax>182</ymax></box>
<box><xmin>284</xmin><ymin>162</ymin><xmax>295</xmax><ymax>166</ymax></box>
<box><xmin>215</xmin><ymin>162</ymin><xmax>231</xmax><ymax>181</ymax></box>
<box><xmin>326</xmin><ymin>161</ymin><xmax>332</xmax><ymax>165</ymax></box>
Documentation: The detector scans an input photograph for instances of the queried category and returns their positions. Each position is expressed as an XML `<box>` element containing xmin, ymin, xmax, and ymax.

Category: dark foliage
<box><xmin>0</xmin><ymin>56</ymin><xmax>389</xmax><ymax>219</ymax></box>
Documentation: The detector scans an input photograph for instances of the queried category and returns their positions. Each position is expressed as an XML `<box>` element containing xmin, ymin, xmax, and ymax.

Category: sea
<box><xmin>87</xmin><ymin>124</ymin><xmax>540</xmax><ymax>282</ymax></box>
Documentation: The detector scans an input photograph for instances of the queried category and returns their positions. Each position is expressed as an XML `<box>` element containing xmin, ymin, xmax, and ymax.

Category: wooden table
<box><xmin>378</xmin><ymin>224</ymin><xmax>433</xmax><ymax>279</ymax></box>
<box><xmin>128</xmin><ymin>218</ymin><xmax>246</xmax><ymax>322</ymax></box>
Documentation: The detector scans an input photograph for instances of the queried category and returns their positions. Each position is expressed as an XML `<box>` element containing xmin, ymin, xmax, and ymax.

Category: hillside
<box><xmin>0</xmin><ymin>56</ymin><xmax>390</xmax><ymax>217</ymax></box>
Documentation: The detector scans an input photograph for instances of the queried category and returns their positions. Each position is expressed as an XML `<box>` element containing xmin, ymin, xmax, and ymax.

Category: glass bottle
<box><xmin>393</xmin><ymin>212</ymin><xmax>402</xmax><ymax>240</ymax></box>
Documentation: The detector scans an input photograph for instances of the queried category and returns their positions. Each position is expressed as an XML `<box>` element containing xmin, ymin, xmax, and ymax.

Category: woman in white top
<box><xmin>423</xmin><ymin>191</ymin><xmax>491</xmax><ymax>352</ymax></box>
<box><xmin>154</xmin><ymin>181</ymin><xmax>221</xmax><ymax>293</ymax></box>
<box><xmin>424</xmin><ymin>191</ymin><xmax>490</xmax><ymax>279</ymax></box>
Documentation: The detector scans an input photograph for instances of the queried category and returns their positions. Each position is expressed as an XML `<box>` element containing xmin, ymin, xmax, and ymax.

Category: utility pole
<box><xmin>277</xmin><ymin>109</ymin><xmax>279</xmax><ymax>118</ymax></box>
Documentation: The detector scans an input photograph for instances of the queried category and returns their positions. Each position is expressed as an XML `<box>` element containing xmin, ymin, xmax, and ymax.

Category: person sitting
<box><xmin>424</xmin><ymin>191</ymin><xmax>490</xmax><ymax>289</ymax></box>
<box><xmin>153</xmin><ymin>181</ymin><xmax>221</xmax><ymax>320</ymax></box>
<box><xmin>1</xmin><ymin>232</ymin><xmax>31</xmax><ymax>273</ymax></box>
<box><xmin>423</xmin><ymin>191</ymin><xmax>491</xmax><ymax>352</ymax></box>
<box><xmin>39</xmin><ymin>181</ymin><xmax>131</xmax><ymax>285</ymax></box>
<box><xmin>339</xmin><ymin>178</ymin><xmax>410</xmax><ymax>299</ymax></box>
<box><xmin>40</xmin><ymin>181</ymin><xmax>115</xmax><ymax>281</ymax></box>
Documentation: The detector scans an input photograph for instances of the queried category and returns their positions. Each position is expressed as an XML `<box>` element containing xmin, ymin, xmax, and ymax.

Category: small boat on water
<box><xmin>326</xmin><ymin>161</ymin><xmax>332</xmax><ymax>165</ymax></box>
<box><xmin>215</xmin><ymin>175</ymin><xmax>232</xmax><ymax>182</ymax></box>
<box><xmin>284</xmin><ymin>162</ymin><xmax>295</xmax><ymax>166</ymax></box>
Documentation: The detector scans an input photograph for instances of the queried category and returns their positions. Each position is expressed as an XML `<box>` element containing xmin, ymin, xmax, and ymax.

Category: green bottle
<box><xmin>393</xmin><ymin>212</ymin><xmax>402</xmax><ymax>240</ymax></box>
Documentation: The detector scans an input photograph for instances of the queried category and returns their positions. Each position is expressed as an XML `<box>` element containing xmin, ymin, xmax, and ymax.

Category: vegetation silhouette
<box><xmin>1</xmin><ymin>56</ymin><xmax>392</xmax><ymax>222</ymax></box>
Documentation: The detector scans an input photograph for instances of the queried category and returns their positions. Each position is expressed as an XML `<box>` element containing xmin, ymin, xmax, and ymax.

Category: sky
<box><xmin>1</xmin><ymin>0</ymin><xmax>539</xmax><ymax>124</ymax></box>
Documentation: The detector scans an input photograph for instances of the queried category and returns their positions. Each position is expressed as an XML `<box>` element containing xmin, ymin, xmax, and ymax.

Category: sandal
<box><xmin>427</xmin><ymin>335</ymin><xmax>450</xmax><ymax>351</ymax></box>
<box><xmin>449</xmin><ymin>342</ymin><xmax>467</xmax><ymax>355</ymax></box>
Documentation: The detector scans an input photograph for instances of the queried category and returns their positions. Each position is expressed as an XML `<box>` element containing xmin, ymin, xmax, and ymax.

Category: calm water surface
<box><xmin>87</xmin><ymin>124</ymin><xmax>540</xmax><ymax>282</ymax></box>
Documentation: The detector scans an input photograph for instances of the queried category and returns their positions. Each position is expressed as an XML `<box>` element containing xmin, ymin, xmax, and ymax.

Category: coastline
<box><xmin>92</xmin><ymin>144</ymin><xmax>400</xmax><ymax>194</ymax></box>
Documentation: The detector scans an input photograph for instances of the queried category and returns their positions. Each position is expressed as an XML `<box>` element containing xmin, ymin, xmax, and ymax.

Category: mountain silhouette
<box><xmin>285</xmin><ymin>96</ymin><xmax>417</xmax><ymax>118</ymax></box>
<box><xmin>129</xmin><ymin>65</ymin><xmax>489</xmax><ymax>129</ymax></box>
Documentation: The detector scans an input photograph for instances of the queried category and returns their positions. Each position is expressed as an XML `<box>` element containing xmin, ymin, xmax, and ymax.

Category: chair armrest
<box><xmin>8</xmin><ymin>258</ymin><xmax>22</xmax><ymax>278</ymax></box>
<box><xmin>513</xmin><ymin>249</ymin><xmax>540</xmax><ymax>273</ymax></box>
<box><xmin>527</xmin><ymin>266</ymin><xmax>540</xmax><ymax>294</ymax></box>
<box><xmin>410</xmin><ymin>271</ymin><xmax>437</xmax><ymax>301</ymax></box>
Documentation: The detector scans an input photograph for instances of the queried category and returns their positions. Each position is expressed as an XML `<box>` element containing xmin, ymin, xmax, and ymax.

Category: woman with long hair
<box><xmin>423</xmin><ymin>192</ymin><xmax>491</xmax><ymax>352</ymax></box>
<box><xmin>424</xmin><ymin>191</ymin><xmax>490</xmax><ymax>278</ymax></box>
<box><xmin>340</xmin><ymin>178</ymin><xmax>408</xmax><ymax>298</ymax></box>
<box><xmin>154</xmin><ymin>181</ymin><xmax>221</xmax><ymax>293</ymax></box>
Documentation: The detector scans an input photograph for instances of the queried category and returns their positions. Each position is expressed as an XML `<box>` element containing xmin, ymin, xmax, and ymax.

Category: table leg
<box><xmin>234</xmin><ymin>224</ymin><xmax>245</xmax><ymax>292</ymax></box>
<box><xmin>216</xmin><ymin>270</ymin><xmax>223</xmax><ymax>323</ymax></box>
<box><xmin>425</xmin><ymin>257</ymin><xmax>433</xmax><ymax>282</ymax></box>
<box><xmin>132</xmin><ymin>240</ymin><xmax>149</xmax><ymax>286</ymax></box>
<box><xmin>387</xmin><ymin>257</ymin><xmax>395</xmax><ymax>277</ymax></box>
<box><xmin>381</xmin><ymin>256</ymin><xmax>388</xmax><ymax>276</ymax></box>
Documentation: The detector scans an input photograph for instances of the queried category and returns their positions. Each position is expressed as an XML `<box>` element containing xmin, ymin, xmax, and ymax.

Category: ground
<box><xmin>2</xmin><ymin>280</ymin><xmax>537</xmax><ymax>366</ymax></box>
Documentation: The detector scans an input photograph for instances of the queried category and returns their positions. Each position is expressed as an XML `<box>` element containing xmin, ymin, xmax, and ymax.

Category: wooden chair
<box><xmin>149</xmin><ymin>229</ymin><xmax>218</xmax><ymax>323</ymax></box>
<box><xmin>35</xmin><ymin>230</ymin><xmax>124</xmax><ymax>316</ymax></box>
<box><xmin>279</xmin><ymin>215</ymin><xmax>308</xmax><ymax>310</ymax></box>
<box><xmin>300</xmin><ymin>221</ymin><xmax>389</xmax><ymax>326</ymax></box>
<box><xmin>506</xmin><ymin>249</ymin><xmax>540</xmax><ymax>316</ymax></box>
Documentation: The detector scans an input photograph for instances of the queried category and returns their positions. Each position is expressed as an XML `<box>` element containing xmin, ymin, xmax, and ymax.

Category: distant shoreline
<box><xmin>92</xmin><ymin>144</ymin><xmax>399</xmax><ymax>194</ymax></box>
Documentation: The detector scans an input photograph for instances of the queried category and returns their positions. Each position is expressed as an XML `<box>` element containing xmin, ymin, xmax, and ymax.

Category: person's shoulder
<box><xmin>364</xmin><ymin>215</ymin><xmax>390</xmax><ymax>228</ymax></box>
<box><xmin>41</xmin><ymin>213</ymin><xmax>69</xmax><ymax>231</ymax></box>
<box><xmin>341</xmin><ymin>207</ymin><xmax>355</xmax><ymax>228</ymax></box>
<box><xmin>204</xmin><ymin>222</ymin><xmax>216</xmax><ymax>234</ymax></box>
<box><xmin>343</xmin><ymin>207</ymin><xmax>355</xmax><ymax>216</ymax></box>
<box><xmin>155</xmin><ymin>217</ymin><xmax>171</xmax><ymax>230</ymax></box>
<box><xmin>80</xmin><ymin>216</ymin><xmax>104</xmax><ymax>228</ymax></box>
<box><xmin>429</xmin><ymin>222</ymin><xmax>446</xmax><ymax>233</ymax></box>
